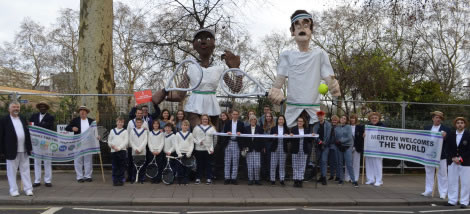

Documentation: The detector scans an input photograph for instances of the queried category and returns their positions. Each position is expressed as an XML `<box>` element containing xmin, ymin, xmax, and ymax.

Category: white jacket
<box><xmin>175</xmin><ymin>131</ymin><xmax>195</xmax><ymax>157</ymax></box>
<box><xmin>148</xmin><ymin>130</ymin><xmax>164</xmax><ymax>153</ymax></box>
<box><xmin>107</xmin><ymin>128</ymin><xmax>129</xmax><ymax>152</ymax></box>
<box><xmin>163</xmin><ymin>133</ymin><xmax>177</xmax><ymax>154</ymax></box>
<box><xmin>192</xmin><ymin>125</ymin><xmax>216</xmax><ymax>153</ymax></box>
<box><xmin>129</xmin><ymin>127</ymin><xmax>148</xmax><ymax>156</ymax></box>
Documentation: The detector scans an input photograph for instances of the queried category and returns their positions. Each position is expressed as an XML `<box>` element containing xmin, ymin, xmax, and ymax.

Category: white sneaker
<box><xmin>25</xmin><ymin>190</ymin><xmax>33</xmax><ymax>196</ymax></box>
<box><xmin>374</xmin><ymin>182</ymin><xmax>382</xmax><ymax>187</ymax></box>
<box><xmin>10</xmin><ymin>191</ymin><xmax>19</xmax><ymax>197</ymax></box>
<box><xmin>439</xmin><ymin>195</ymin><xmax>446</xmax><ymax>199</ymax></box>
<box><xmin>195</xmin><ymin>179</ymin><xmax>201</xmax><ymax>185</ymax></box>
<box><xmin>206</xmin><ymin>179</ymin><xmax>212</xmax><ymax>185</ymax></box>
<box><xmin>365</xmin><ymin>181</ymin><xmax>374</xmax><ymax>185</ymax></box>
<box><xmin>421</xmin><ymin>192</ymin><xmax>432</xmax><ymax>197</ymax></box>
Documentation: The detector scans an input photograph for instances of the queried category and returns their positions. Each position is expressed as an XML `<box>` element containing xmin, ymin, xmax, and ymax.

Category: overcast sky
<box><xmin>0</xmin><ymin>0</ymin><xmax>343</xmax><ymax>44</ymax></box>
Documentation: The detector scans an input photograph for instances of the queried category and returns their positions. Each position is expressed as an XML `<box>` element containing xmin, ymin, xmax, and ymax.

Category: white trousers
<box><xmin>424</xmin><ymin>159</ymin><xmax>448</xmax><ymax>197</ymax></box>
<box><xmin>447</xmin><ymin>163</ymin><xmax>470</xmax><ymax>206</ymax></box>
<box><xmin>7</xmin><ymin>152</ymin><xmax>33</xmax><ymax>195</ymax></box>
<box><xmin>365</xmin><ymin>156</ymin><xmax>383</xmax><ymax>185</ymax></box>
<box><xmin>34</xmin><ymin>159</ymin><xmax>52</xmax><ymax>183</ymax></box>
<box><xmin>345</xmin><ymin>149</ymin><xmax>361</xmax><ymax>182</ymax></box>
<box><xmin>74</xmin><ymin>154</ymin><xmax>93</xmax><ymax>180</ymax></box>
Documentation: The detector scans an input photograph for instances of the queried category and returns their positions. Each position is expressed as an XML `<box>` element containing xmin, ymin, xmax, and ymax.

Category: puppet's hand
<box><xmin>222</xmin><ymin>50</ymin><xmax>240</xmax><ymax>68</ymax></box>
<box><xmin>326</xmin><ymin>76</ymin><xmax>341</xmax><ymax>97</ymax></box>
<box><xmin>268</xmin><ymin>88</ymin><xmax>284</xmax><ymax>105</ymax></box>
<box><xmin>152</xmin><ymin>89</ymin><xmax>167</xmax><ymax>105</ymax></box>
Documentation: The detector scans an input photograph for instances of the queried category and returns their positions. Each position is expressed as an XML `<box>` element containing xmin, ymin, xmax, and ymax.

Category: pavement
<box><xmin>0</xmin><ymin>171</ymin><xmax>448</xmax><ymax>206</ymax></box>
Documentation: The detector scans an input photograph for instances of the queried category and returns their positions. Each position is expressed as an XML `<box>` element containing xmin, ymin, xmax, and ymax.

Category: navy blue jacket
<box><xmin>220</xmin><ymin>120</ymin><xmax>245</xmax><ymax>150</ymax></box>
<box><xmin>29</xmin><ymin>112</ymin><xmax>55</xmax><ymax>130</ymax></box>
<box><xmin>65</xmin><ymin>117</ymin><xmax>95</xmax><ymax>135</ymax></box>
<box><xmin>270</xmin><ymin>125</ymin><xmax>290</xmax><ymax>153</ymax></box>
<box><xmin>0</xmin><ymin>115</ymin><xmax>32</xmax><ymax>160</ymax></box>
<box><xmin>446</xmin><ymin>130</ymin><xmax>470</xmax><ymax>166</ymax></box>
<box><xmin>241</xmin><ymin>125</ymin><xmax>265</xmax><ymax>152</ymax></box>
<box><xmin>290</xmin><ymin>126</ymin><xmax>313</xmax><ymax>154</ymax></box>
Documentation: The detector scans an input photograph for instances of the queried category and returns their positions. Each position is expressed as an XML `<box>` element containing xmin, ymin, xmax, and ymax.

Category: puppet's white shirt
<box><xmin>185</xmin><ymin>64</ymin><xmax>224</xmax><ymax>116</ymax></box>
<box><xmin>277</xmin><ymin>48</ymin><xmax>334</xmax><ymax>127</ymax></box>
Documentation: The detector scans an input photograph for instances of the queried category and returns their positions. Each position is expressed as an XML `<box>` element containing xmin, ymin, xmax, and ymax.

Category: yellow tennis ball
<box><xmin>318</xmin><ymin>83</ymin><xmax>328</xmax><ymax>95</ymax></box>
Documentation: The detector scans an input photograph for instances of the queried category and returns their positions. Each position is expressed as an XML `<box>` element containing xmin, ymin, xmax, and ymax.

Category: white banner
<box><xmin>364</xmin><ymin>125</ymin><xmax>444</xmax><ymax>167</ymax></box>
<box><xmin>29</xmin><ymin>121</ymin><xmax>100</xmax><ymax>162</ymax></box>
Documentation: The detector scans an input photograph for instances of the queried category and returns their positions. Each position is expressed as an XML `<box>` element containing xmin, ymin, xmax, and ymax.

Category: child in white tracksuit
<box><xmin>175</xmin><ymin>120</ymin><xmax>195</xmax><ymax>185</ymax></box>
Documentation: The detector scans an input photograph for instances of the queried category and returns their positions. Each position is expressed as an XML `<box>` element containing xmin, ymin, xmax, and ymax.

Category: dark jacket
<box><xmin>128</xmin><ymin>103</ymin><xmax>161</xmax><ymax>120</ymax></box>
<box><xmin>352</xmin><ymin>124</ymin><xmax>365</xmax><ymax>153</ymax></box>
<box><xmin>270</xmin><ymin>125</ymin><xmax>289</xmax><ymax>153</ymax></box>
<box><xmin>312</xmin><ymin>121</ymin><xmax>332</xmax><ymax>145</ymax></box>
<box><xmin>241</xmin><ymin>125</ymin><xmax>265</xmax><ymax>152</ymax></box>
<box><xmin>290</xmin><ymin>126</ymin><xmax>313</xmax><ymax>154</ymax></box>
<box><xmin>0</xmin><ymin>115</ymin><xmax>32</xmax><ymax>160</ymax></box>
<box><xmin>65</xmin><ymin>117</ymin><xmax>95</xmax><ymax>135</ymax></box>
<box><xmin>220</xmin><ymin>120</ymin><xmax>245</xmax><ymax>149</ymax></box>
<box><xmin>446</xmin><ymin>130</ymin><xmax>470</xmax><ymax>166</ymax></box>
<box><xmin>29</xmin><ymin>112</ymin><xmax>55</xmax><ymax>130</ymax></box>
<box><xmin>424</xmin><ymin>124</ymin><xmax>451</xmax><ymax>160</ymax></box>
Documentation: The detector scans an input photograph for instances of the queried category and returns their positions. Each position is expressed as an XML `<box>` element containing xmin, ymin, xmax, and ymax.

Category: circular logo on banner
<box><xmin>59</xmin><ymin>145</ymin><xmax>67</xmax><ymax>152</ymax></box>
<box><xmin>32</xmin><ymin>138</ymin><xmax>39</xmax><ymax>146</ymax></box>
<box><xmin>49</xmin><ymin>143</ymin><xmax>59</xmax><ymax>152</ymax></box>
<box><xmin>68</xmin><ymin>145</ymin><xmax>75</xmax><ymax>151</ymax></box>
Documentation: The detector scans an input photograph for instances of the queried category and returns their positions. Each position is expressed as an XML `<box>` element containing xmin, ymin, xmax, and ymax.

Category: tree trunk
<box><xmin>78</xmin><ymin>0</ymin><xmax>115</xmax><ymax>123</ymax></box>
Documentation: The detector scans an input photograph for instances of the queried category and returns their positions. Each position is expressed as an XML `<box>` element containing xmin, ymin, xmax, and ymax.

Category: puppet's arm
<box><xmin>268</xmin><ymin>75</ymin><xmax>286</xmax><ymax>105</ymax></box>
<box><xmin>324</xmin><ymin>75</ymin><xmax>341</xmax><ymax>97</ymax></box>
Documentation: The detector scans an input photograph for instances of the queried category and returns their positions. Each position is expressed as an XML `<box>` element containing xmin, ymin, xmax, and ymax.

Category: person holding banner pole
<box><xmin>30</xmin><ymin>101</ymin><xmax>55</xmax><ymax>188</ymax></box>
<box><xmin>364</xmin><ymin>112</ymin><xmax>385</xmax><ymax>187</ymax></box>
<box><xmin>345</xmin><ymin>114</ymin><xmax>364</xmax><ymax>184</ymax></box>
<box><xmin>445</xmin><ymin>117</ymin><xmax>470</xmax><ymax>208</ymax></box>
<box><xmin>0</xmin><ymin>101</ymin><xmax>33</xmax><ymax>197</ymax></box>
<box><xmin>422</xmin><ymin>111</ymin><xmax>450</xmax><ymax>198</ymax></box>
<box><xmin>65</xmin><ymin>106</ymin><xmax>95</xmax><ymax>183</ymax></box>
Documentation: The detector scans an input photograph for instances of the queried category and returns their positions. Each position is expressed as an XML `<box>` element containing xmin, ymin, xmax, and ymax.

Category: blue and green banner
<box><xmin>29</xmin><ymin>121</ymin><xmax>100</xmax><ymax>162</ymax></box>
<box><xmin>364</xmin><ymin>125</ymin><xmax>443</xmax><ymax>167</ymax></box>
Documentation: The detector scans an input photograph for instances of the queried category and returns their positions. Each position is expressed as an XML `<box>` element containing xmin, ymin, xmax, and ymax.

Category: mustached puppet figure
<box><xmin>268</xmin><ymin>10</ymin><xmax>341</xmax><ymax>128</ymax></box>
<box><xmin>152</xmin><ymin>29</ymin><xmax>242</xmax><ymax>128</ymax></box>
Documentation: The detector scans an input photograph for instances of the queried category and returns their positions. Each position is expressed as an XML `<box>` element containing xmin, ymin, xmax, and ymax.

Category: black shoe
<box><xmin>299</xmin><ymin>181</ymin><xmax>303</xmax><ymax>188</ymax></box>
<box><xmin>248</xmin><ymin>180</ymin><xmax>253</xmax><ymax>185</ymax></box>
<box><xmin>353</xmin><ymin>182</ymin><xmax>359</xmax><ymax>187</ymax></box>
<box><xmin>85</xmin><ymin>178</ymin><xmax>92</xmax><ymax>182</ymax></box>
<box><xmin>461</xmin><ymin>204</ymin><xmax>468</xmax><ymax>209</ymax></box>
<box><xmin>255</xmin><ymin>180</ymin><xmax>262</xmax><ymax>185</ymax></box>
<box><xmin>338</xmin><ymin>180</ymin><xmax>344</xmax><ymax>185</ymax></box>
<box><xmin>293</xmin><ymin>180</ymin><xmax>298</xmax><ymax>187</ymax></box>
<box><xmin>231</xmin><ymin>180</ymin><xmax>238</xmax><ymax>185</ymax></box>
<box><xmin>224</xmin><ymin>179</ymin><xmax>230</xmax><ymax>185</ymax></box>
<box><xmin>328</xmin><ymin>176</ymin><xmax>334</xmax><ymax>180</ymax></box>
<box><xmin>45</xmin><ymin>183</ymin><xmax>52</xmax><ymax>187</ymax></box>
<box><xmin>280</xmin><ymin>181</ymin><xmax>285</xmax><ymax>186</ymax></box>
<box><xmin>271</xmin><ymin>181</ymin><xmax>276</xmax><ymax>185</ymax></box>
<box><xmin>322</xmin><ymin>178</ymin><xmax>327</xmax><ymax>186</ymax></box>
<box><xmin>444</xmin><ymin>203</ymin><xmax>455</xmax><ymax>206</ymax></box>
<box><xmin>77</xmin><ymin>179</ymin><xmax>85</xmax><ymax>183</ymax></box>
<box><xmin>32</xmin><ymin>183</ymin><xmax>41</xmax><ymax>187</ymax></box>
<box><xmin>334</xmin><ymin>177</ymin><xmax>340</xmax><ymax>182</ymax></box>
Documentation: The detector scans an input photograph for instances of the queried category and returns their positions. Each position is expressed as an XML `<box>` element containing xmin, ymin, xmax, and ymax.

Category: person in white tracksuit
<box><xmin>445</xmin><ymin>117</ymin><xmax>470</xmax><ymax>209</ymax></box>
<box><xmin>364</xmin><ymin>112</ymin><xmax>385</xmax><ymax>187</ymax></box>
<box><xmin>422</xmin><ymin>111</ymin><xmax>450</xmax><ymax>199</ymax></box>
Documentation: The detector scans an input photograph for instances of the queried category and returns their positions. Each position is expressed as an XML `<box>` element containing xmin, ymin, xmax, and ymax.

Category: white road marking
<box><xmin>0</xmin><ymin>207</ymin><xmax>47</xmax><ymax>210</ymax></box>
<box><xmin>73</xmin><ymin>207</ymin><xmax>179</xmax><ymax>214</ymax></box>
<box><xmin>303</xmin><ymin>208</ymin><xmax>414</xmax><ymax>213</ymax></box>
<box><xmin>41</xmin><ymin>207</ymin><xmax>63</xmax><ymax>214</ymax></box>
<box><xmin>187</xmin><ymin>208</ymin><xmax>297</xmax><ymax>214</ymax></box>
<box><xmin>419</xmin><ymin>209</ymin><xmax>470</xmax><ymax>213</ymax></box>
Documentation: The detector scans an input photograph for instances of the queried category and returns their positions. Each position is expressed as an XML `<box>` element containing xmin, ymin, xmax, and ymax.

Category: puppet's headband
<box><xmin>193</xmin><ymin>29</ymin><xmax>216</xmax><ymax>40</ymax></box>
<box><xmin>291</xmin><ymin>13</ymin><xmax>312</xmax><ymax>24</ymax></box>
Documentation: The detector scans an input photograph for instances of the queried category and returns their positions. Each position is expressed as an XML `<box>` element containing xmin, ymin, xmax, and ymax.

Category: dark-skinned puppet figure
<box><xmin>268</xmin><ymin>10</ymin><xmax>341</xmax><ymax>128</ymax></box>
<box><xmin>152</xmin><ymin>29</ymin><xmax>242</xmax><ymax>129</ymax></box>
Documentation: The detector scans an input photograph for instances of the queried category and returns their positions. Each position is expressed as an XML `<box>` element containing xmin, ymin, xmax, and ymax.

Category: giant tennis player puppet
<box><xmin>268</xmin><ymin>10</ymin><xmax>341</xmax><ymax>128</ymax></box>
<box><xmin>152</xmin><ymin>29</ymin><xmax>242</xmax><ymax>128</ymax></box>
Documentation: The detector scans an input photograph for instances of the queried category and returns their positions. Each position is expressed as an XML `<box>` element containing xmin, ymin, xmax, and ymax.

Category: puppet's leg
<box><xmin>186</xmin><ymin>112</ymin><xmax>202</xmax><ymax>129</ymax></box>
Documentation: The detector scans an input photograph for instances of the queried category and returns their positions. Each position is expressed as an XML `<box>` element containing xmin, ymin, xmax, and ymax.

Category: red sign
<box><xmin>134</xmin><ymin>90</ymin><xmax>153</xmax><ymax>104</ymax></box>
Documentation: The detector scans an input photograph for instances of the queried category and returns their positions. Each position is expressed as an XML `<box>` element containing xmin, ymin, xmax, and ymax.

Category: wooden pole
<box><xmin>431</xmin><ymin>168</ymin><xmax>438</xmax><ymax>197</ymax></box>
<box><xmin>98</xmin><ymin>152</ymin><xmax>106</xmax><ymax>183</ymax></box>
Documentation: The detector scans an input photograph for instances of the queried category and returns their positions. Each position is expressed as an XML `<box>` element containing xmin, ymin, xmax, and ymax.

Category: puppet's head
<box><xmin>290</xmin><ymin>10</ymin><xmax>313</xmax><ymax>43</ymax></box>
<box><xmin>192</xmin><ymin>29</ymin><xmax>216</xmax><ymax>59</ymax></box>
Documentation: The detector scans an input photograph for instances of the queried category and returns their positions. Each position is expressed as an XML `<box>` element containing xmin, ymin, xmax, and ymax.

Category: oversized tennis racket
<box><xmin>97</xmin><ymin>126</ymin><xmax>109</xmax><ymax>143</ymax></box>
<box><xmin>164</xmin><ymin>59</ymin><xmax>204</xmax><ymax>92</ymax></box>
<box><xmin>133</xmin><ymin>155</ymin><xmax>146</xmax><ymax>183</ymax></box>
<box><xmin>145</xmin><ymin>155</ymin><xmax>159</xmax><ymax>179</ymax></box>
<box><xmin>162</xmin><ymin>156</ymin><xmax>175</xmax><ymax>184</ymax></box>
